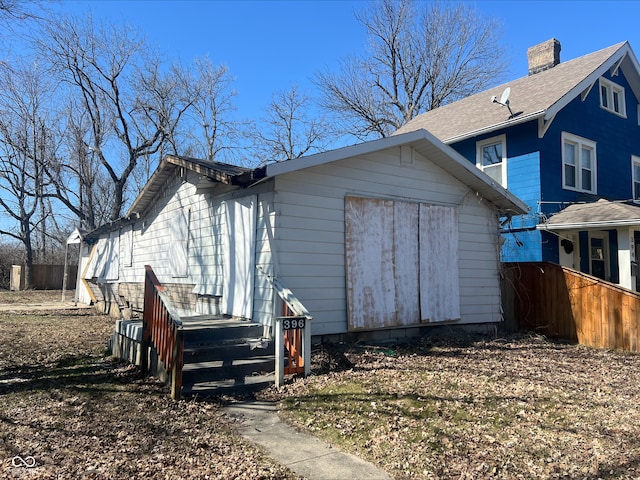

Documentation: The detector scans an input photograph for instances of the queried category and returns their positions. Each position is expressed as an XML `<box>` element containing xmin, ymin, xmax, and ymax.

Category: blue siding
<box><xmin>502</xmin><ymin>230</ymin><xmax>542</xmax><ymax>262</ymax></box>
<box><xmin>449</xmin><ymin>67</ymin><xmax>640</xmax><ymax>274</ymax></box>
<box><xmin>500</xmin><ymin>152</ymin><xmax>542</xmax><ymax>262</ymax></box>
<box><xmin>541</xmin><ymin>230</ymin><xmax>559</xmax><ymax>264</ymax></box>
<box><xmin>579</xmin><ymin>232</ymin><xmax>589</xmax><ymax>272</ymax></box>
<box><xmin>541</xmin><ymin>69</ymin><xmax>640</xmax><ymax>204</ymax></box>
<box><xmin>507</xmin><ymin>152</ymin><xmax>541</xmax><ymax>211</ymax></box>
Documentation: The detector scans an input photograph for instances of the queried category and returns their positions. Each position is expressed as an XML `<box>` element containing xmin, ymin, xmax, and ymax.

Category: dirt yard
<box><xmin>0</xmin><ymin>290</ymin><xmax>300</xmax><ymax>479</ymax></box>
<box><xmin>4</xmin><ymin>290</ymin><xmax>640</xmax><ymax>479</ymax></box>
<box><xmin>264</xmin><ymin>336</ymin><xmax>640</xmax><ymax>479</ymax></box>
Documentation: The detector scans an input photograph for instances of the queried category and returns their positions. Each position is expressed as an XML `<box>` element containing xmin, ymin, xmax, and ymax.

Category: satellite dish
<box><xmin>500</xmin><ymin>87</ymin><xmax>511</xmax><ymax>105</ymax></box>
<box><xmin>491</xmin><ymin>87</ymin><xmax>515</xmax><ymax>117</ymax></box>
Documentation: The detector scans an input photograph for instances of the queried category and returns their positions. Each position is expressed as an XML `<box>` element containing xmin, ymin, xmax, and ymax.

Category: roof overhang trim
<box><xmin>538</xmin><ymin>218</ymin><xmax>640</xmax><ymax>231</ymax></box>
<box><xmin>441</xmin><ymin>111</ymin><xmax>544</xmax><ymax>144</ymax></box>
<box><xmin>267</xmin><ymin>129</ymin><xmax>528</xmax><ymax>216</ymax></box>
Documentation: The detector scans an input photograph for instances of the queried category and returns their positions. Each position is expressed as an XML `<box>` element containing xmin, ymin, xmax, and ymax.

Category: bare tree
<box><xmin>173</xmin><ymin>56</ymin><xmax>240</xmax><ymax>163</ymax></box>
<box><xmin>0</xmin><ymin>0</ymin><xmax>41</xmax><ymax>22</ymax></box>
<box><xmin>252</xmin><ymin>84</ymin><xmax>334</xmax><ymax>164</ymax></box>
<box><xmin>45</xmin><ymin>100</ymin><xmax>113</xmax><ymax>231</ymax></box>
<box><xmin>0</xmin><ymin>61</ymin><xmax>56</xmax><ymax>287</ymax></box>
<box><xmin>38</xmin><ymin>15</ymin><xmax>193</xmax><ymax>222</ymax></box>
<box><xmin>316</xmin><ymin>0</ymin><xmax>506</xmax><ymax>139</ymax></box>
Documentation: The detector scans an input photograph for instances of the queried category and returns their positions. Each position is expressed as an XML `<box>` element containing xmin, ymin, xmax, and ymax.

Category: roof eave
<box><xmin>266</xmin><ymin>129</ymin><xmax>528</xmax><ymax>215</ymax></box>
<box><xmin>538</xmin><ymin>218</ymin><xmax>640</xmax><ymax>230</ymax></box>
<box><xmin>543</xmin><ymin>42</ymin><xmax>633</xmax><ymax>122</ymax></box>
<box><xmin>442</xmin><ymin>111</ymin><xmax>545</xmax><ymax>144</ymax></box>
<box><xmin>125</xmin><ymin>157</ymin><xmax>172</xmax><ymax>219</ymax></box>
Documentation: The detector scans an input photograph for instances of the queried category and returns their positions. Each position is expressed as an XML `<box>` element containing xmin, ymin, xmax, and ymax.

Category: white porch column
<box><xmin>618</xmin><ymin>228</ymin><xmax>633</xmax><ymax>290</ymax></box>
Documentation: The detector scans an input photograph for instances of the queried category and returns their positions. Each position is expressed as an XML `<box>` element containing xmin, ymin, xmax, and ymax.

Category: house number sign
<box><xmin>282</xmin><ymin>318</ymin><xmax>305</xmax><ymax>330</ymax></box>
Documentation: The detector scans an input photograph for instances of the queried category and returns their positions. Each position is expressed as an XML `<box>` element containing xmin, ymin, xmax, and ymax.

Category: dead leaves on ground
<box><xmin>267</xmin><ymin>337</ymin><xmax>640</xmax><ymax>479</ymax></box>
<box><xmin>0</xmin><ymin>307</ymin><xmax>300</xmax><ymax>480</ymax></box>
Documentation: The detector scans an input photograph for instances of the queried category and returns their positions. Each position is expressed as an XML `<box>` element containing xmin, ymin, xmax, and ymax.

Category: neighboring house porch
<box><xmin>537</xmin><ymin>199</ymin><xmax>640</xmax><ymax>291</ymax></box>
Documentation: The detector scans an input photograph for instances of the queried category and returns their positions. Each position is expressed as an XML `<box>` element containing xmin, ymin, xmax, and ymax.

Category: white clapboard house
<box><xmin>75</xmin><ymin>130</ymin><xmax>527</xmax><ymax>393</ymax></box>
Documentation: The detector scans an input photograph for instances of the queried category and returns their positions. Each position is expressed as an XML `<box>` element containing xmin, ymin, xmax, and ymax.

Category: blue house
<box><xmin>396</xmin><ymin>39</ymin><xmax>640</xmax><ymax>292</ymax></box>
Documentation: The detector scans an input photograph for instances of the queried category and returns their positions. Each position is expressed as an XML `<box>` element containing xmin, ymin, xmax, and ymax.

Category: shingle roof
<box><xmin>394</xmin><ymin>42</ymin><xmax>638</xmax><ymax>143</ymax></box>
<box><xmin>538</xmin><ymin>199</ymin><xmax>640</xmax><ymax>230</ymax></box>
<box><xmin>125</xmin><ymin>155</ymin><xmax>266</xmax><ymax>219</ymax></box>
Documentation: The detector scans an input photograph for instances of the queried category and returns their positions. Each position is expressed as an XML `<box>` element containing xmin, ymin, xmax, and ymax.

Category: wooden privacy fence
<box><xmin>141</xmin><ymin>265</ymin><xmax>184</xmax><ymax>400</ymax></box>
<box><xmin>502</xmin><ymin>262</ymin><xmax>640</xmax><ymax>352</ymax></box>
<box><xmin>10</xmin><ymin>264</ymin><xmax>78</xmax><ymax>291</ymax></box>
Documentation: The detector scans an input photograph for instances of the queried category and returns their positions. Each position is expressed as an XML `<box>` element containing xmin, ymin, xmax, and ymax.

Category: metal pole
<box><xmin>61</xmin><ymin>242</ymin><xmax>69</xmax><ymax>303</ymax></box>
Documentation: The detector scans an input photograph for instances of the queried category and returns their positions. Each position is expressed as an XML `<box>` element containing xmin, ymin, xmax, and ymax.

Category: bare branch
<box><xmin>252</xmin><ymin>84</ymin><xmax>335</xmax><ymax>164</ymax></box>
<box><xmin>316</xmin><ymin>0</ymin><xmax>506</xmax><ymax>139</ymax></box>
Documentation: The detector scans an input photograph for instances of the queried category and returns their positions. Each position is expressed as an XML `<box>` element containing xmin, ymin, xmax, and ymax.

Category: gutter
<box><xmin>537</xmin><ymin>219</ymin><xmax>640</xmax><ymax>230</ymax></box>
<box><xmin>441</xmin><ymin>111</ymin><xmax>545</xmax><ymax>144</ymax></box>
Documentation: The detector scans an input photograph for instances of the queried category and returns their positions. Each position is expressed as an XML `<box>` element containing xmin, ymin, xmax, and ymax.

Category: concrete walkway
<box><xmin>223</xmin><ymin>400</ymin><xmax>392</xmax><ymax>480</ymax></box>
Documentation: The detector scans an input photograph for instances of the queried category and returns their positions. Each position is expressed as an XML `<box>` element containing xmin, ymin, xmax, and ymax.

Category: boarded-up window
<box><xmin>419</xmin><ymin>204</ymin><xmax>460</xmax><ymax>322</ymax></box>
<box><xmin>84</xmin><ymin>232</ymin><xmax>119</xmax><ymax>282</ymax></box>
<box><xmin>193</xmin><ymin>202</ymin><xmax>224</xmax><ymax>296</ymax></box>
<box><xmin>345</xmin><ymin>196</ymin><xmax>459</xmax><ymax>331</ymax></box>
<box><xmin>222</xmin><ymin>196</ymin><xmax>256</xmax><ymax>319</ymax></box>
<box><xmin>122</xmin><ymin>226</ymin><xmax>133</xmax><ymax>268</ymax></box>
<box><xmin>84</xmin><ymin>239</ymin><xmax>106</xmax><ymax>279</ymax></box>
<box><xmin>169</xmin><ymin>208</ymin><xmax>190</xmax><ymax>277</ymax></box>
<box><xmin>102</xmin><ymin>230</ymin><xmax>120</xmax><ymax>281</ymax></box>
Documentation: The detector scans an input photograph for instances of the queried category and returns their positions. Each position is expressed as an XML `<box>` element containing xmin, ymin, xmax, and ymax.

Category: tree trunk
<box><xmin>22</xmin><ymin>220</ymin><xmax>34</xmax><ymax>290</ymax></box>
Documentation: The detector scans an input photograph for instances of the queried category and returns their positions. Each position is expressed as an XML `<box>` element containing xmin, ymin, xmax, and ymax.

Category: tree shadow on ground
<box><xmin>0</xmin><ymin>355</ymin><xmax>150</xmax><ymax>398</ymax></box>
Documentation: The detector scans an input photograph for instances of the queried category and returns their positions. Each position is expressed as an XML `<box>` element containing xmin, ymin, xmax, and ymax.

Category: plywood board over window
<box><xmin>345</xmin><ymin>196</ymin><xmax>460</xmax><ymax>331</ymax></box>
<box><xmin>169</xmin><ymin>208</ymin><xmax>190</xmax><ymax>277</ymax></box>
<box><xmin>222</xmin><ymin>196</ymin><xmax>257</xmax><ymax>320</ymax></box>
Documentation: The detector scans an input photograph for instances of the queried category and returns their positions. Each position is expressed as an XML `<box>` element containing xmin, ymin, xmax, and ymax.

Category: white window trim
<box><xmin>476</xmin><ymin>134</ymin><xmax>507</xmax><ymax>188</ymax></box>
<box><xmin>633</xmin><ymin>155</ymin><xmax>640</xmax><ymax>201</ymax></box>
<box><xmin>561</xmin><ymin>132</ymin><xmax>597</xmax><ymax>194</ymax></box>
<box><xmin>599</xmin><ymin>77</ymin><xmax>627</xmax><ymax>118</ymax></box>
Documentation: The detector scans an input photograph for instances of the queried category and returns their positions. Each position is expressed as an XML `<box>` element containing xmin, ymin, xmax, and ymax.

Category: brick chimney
<box><xmin>527</xmin><ymin>39</ymin><xmax>561</xmax><ymax>75</ymax></box>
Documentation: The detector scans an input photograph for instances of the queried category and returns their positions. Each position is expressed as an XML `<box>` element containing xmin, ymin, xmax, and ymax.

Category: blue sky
<box><xmin>53</xmin><ymin>0</ymin><xmax>640</xmax><ymax>125</ymax></box>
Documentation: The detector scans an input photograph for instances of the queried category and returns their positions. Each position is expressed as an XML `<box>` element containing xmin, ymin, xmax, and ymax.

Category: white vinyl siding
<box><xmin>274</xmin><ymin>146</ymin><xmax>500</xmax><ymax>335</ymax></box>
<box><xmin>476</xmin><ymin>135</ymin><xmax>506</xmax><ymax>187</ymax></box>
<box><xmin>599</xmin><ymin>77</ymin><xmax>626</xmax><ymax>117</ymax></box>
<box><xmin>562</xmin><ymin>132</ymin><xmax>597</xmax><ymax>194</ymax></box>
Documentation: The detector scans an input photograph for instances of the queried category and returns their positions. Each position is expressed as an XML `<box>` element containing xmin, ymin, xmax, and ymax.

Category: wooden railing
<box><xmin>141</xmin><ymin>265</ymin><xmax>184</xmax><ymax>400</ymax></box>
<box><xmin>258</xmin><ymin>266</ymin><xmax>312</xmax><ymax>386</ymax></box>
<box><xmin>502</xmin><ymin>262</ymin><xmax>640</xmax><ymax>352</ymax></box>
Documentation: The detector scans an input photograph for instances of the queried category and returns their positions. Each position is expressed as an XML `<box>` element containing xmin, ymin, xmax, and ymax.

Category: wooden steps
<box><xmin>179</xmin><ymin>315</ymin><xmax>274</xmax><ymax>396</ymax></box>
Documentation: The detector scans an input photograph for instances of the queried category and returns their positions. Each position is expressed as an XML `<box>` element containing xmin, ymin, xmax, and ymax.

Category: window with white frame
<box><xmin>633</xmin><ymin>156</ymin><xmax>640</xmax><ymax>200</ymax></box>
<box><xmin>476</xmin><ymin>134</ymin><xmax>506</xmax><ymax>187</ymax></box>
<box><xmin>599</xmin><ymin>77</ymin><xmax>626</xmax><ymax>117</ymax></box>
<box><xmin>562</xmin><ymin>132</ymin><xmax>597</xmax><ymax>193</ymax></box>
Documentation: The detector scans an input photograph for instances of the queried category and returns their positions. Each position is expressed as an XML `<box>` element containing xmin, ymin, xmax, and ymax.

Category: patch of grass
<box><xmin>268</xmin><ymin>337</ymin><xmax>640</xmax><ymax>479</ymax></box>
